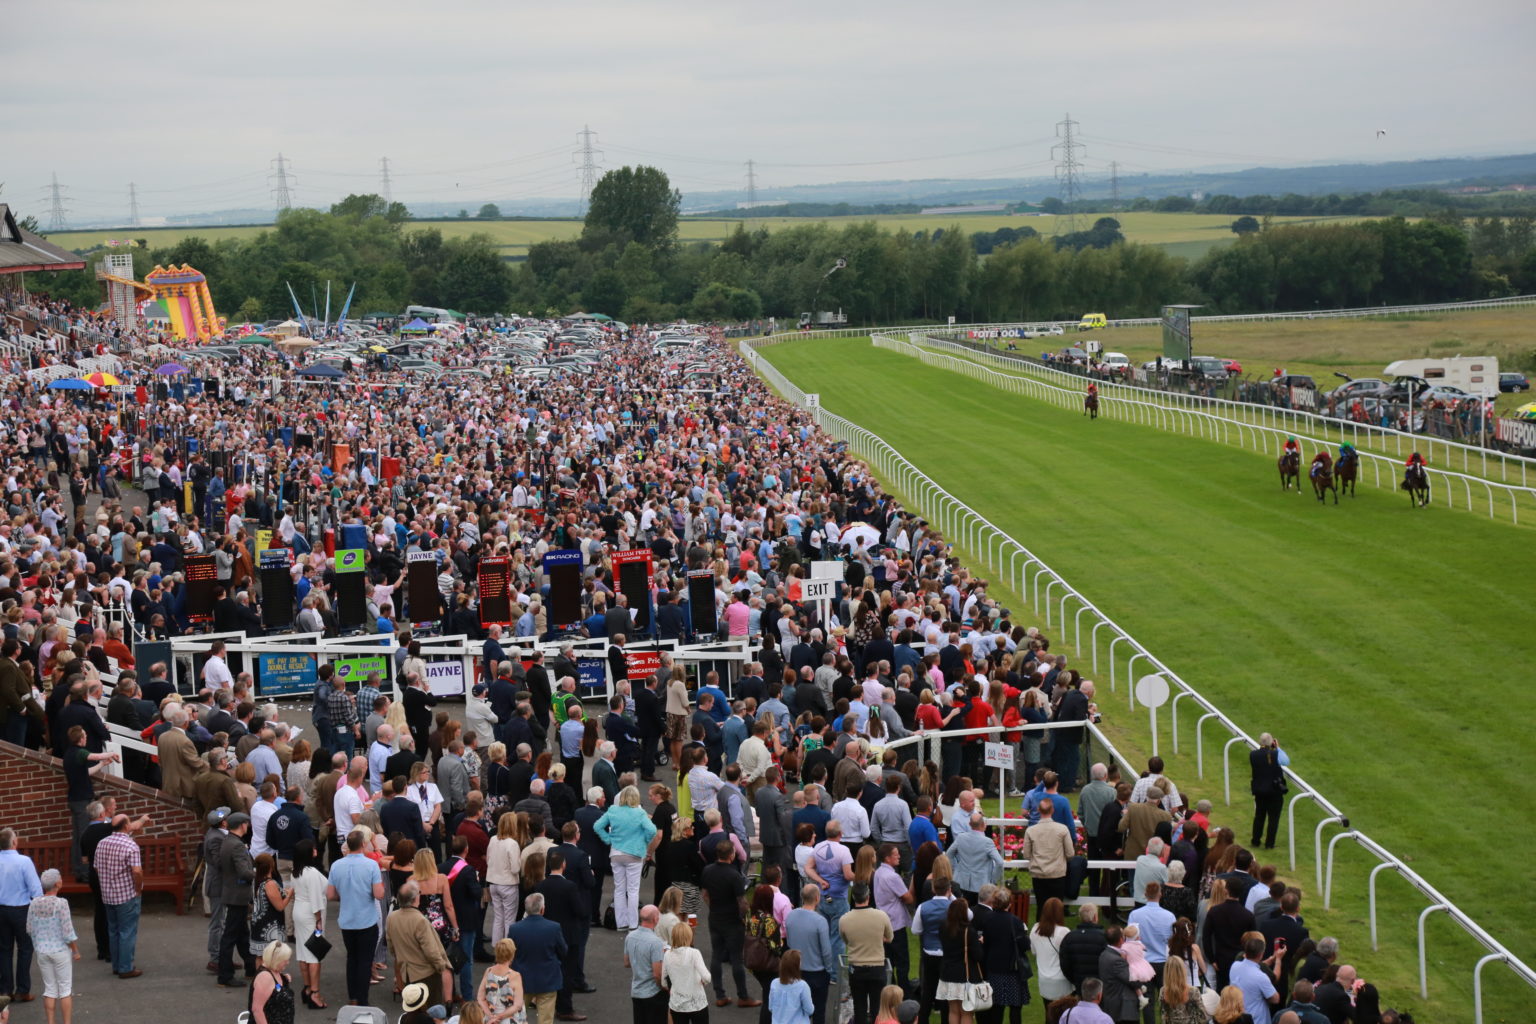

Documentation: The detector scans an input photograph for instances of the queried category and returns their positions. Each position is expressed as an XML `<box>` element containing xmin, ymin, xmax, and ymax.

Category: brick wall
<box><xmin>0</xmin><ymin>740</ymin><xmax>205</xmax><ymax>903</ymax></box>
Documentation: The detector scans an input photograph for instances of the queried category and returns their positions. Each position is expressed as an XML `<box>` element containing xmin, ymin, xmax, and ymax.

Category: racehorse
<box><xmin>1310</xmin><ymin>454</ymin><xmax>1338</xmax><ymax>504</ymax></box>
<box><xmin>1403</xmin><ymin>462</ymin><xmax>1431</xmax><ymax>507</ymax></box>
<box><xmin>1084</xmin><ymin>391</ymin><xmax>1099</xmax><ymax>419</ymax></box>
<box><xmin>1336</xmin><ymin>448</ymin><xmax>1359</xmax><ymax>497</ymax></box>
<box><xmin>1278</xmin><ymin>449</ymin><xmax>1300</xmax><ymax>491</ymax></box>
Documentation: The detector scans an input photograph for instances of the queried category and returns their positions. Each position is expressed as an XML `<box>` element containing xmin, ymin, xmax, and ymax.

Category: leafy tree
<box><xmin>457</xmin><ymin>209</ymin><xmax>469</xmax><ymax>219</ymax></box>
<box><xmin>583</xmin><ymin>166</ymin><xmax>680</xmax><ymax>253</ymax></box>
<box><xmin>235</xmin><ymin>297</ymin><xmax>263</xmax><ymax>323</ymax></box>
<box><xmin>581</xmin><ymin>269</ymin><xmax>628</xmax><ymax>316</ymax></box>
<box><xmin>438</xmin><ymin>236</ymin><xmax>512</xmax><ymax>311</ymax></box>
<box><xmin>330</xmin><ymin>194</ymin><xmax>410</xmax><ymax>223</ymax></box>
<box><xmin>1039</xmin><ymin>197</ymin><xmax>1065</xmax><ymax>214</ymax></box>
<box><xmin>477</xmin><ymin>203</ymin><xmax>502</xmax><ymax>220</ymax></box>
<box><xmin>1231</xmin><ymin>216</ymin><xmax>1261</xmax><ymax>235</ymax></box>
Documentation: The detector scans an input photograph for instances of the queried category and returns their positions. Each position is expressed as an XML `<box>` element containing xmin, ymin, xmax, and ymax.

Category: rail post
<box><xmin>1313</xmin><ymin>815</ymin><xmax>1343</xmax><ymax>893</ymax></box>
<box><xmin>1418</xmin><ymin>903</ymin><xmax>1448</xmax><ymax>999</ymax></box>
<box><xmin>1195</xmin><ymin>712</ymin><xmax>1219</xmax><ymax>778</ymax></box>
<box><xmin>1222</xmin><ymin>735</ymin><xmax>1249</xmax><ymax>805</ymax></box>
<box><xmin>1170</xmin><ymin>691</ymin><xmax>1198</xmax><ymax>755</ymax></box>
<box><xmin>1324</xmin><ymin>830</ymin><xmax>1359</xmax><ymax>909</ymax></box>
<box><xmin>1368</xmin><ymin>861</ymin><xmax>1398</xmax><ymax>950</ymax></box>
<box><xmin>1473</xmin><ymin>952</ymin><xmax>1509</xmax><ymax>1024</ymax></box>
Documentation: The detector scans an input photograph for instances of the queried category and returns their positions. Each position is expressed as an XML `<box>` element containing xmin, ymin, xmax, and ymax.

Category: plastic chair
<box><xmin>334</xmin><ymin>1006</ymin><xmax>388</xmax><ymax>1024</ymax></box>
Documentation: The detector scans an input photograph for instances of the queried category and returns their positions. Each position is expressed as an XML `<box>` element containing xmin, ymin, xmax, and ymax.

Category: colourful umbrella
<box><xmin>155</xmin><ymin>363</ymin><xmax>189</xmax><ymax>376</ymax></box>
<box><xmin>47</xmin><ymin>378</ymin><xmax>92</xmax><ymax>390</ymax></box>
<box><xmin>84</xmin><ymin>372</ymin><xmax>122</xmax><ymax>386</ymax></box>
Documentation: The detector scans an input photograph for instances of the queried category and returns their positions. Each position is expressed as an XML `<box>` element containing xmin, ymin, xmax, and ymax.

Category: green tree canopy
<box><xmin>582</xmin><ymin>166</ymin><xmax>680</xmax><ymax>253</ymax></box>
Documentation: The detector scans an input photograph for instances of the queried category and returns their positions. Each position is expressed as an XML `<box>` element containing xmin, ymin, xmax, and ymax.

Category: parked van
<box><xmin>1077</xmin><ymin>312</ymin><xmax>1107</xmax><ymax>331</ymax></box>
<box><xmin>1383</xmin><ymin>357</ymin><xmax>1499</xmax><ymax>398</ymax></box>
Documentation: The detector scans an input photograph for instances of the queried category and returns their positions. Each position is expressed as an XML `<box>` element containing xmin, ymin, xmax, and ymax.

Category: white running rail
<box><xmin>738</xmin><ymin>329</ymin><xmax>1536</xmax><ymax>1020</ymax></box>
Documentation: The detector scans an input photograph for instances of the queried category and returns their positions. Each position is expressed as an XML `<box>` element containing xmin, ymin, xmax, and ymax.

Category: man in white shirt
<box><xmin>830</xmin><ymin>783</ymin><xmax>871</xmax><ymax>853</ymax></box>
<box><xmin>331</xmin><ymin>756</ymin><xmax>368</xmax><ymax>852</ymax></box>
<box><xmin>202</xmin><ymin>641</ymin><xmax>234</xmax><ymax>690</ymax></box>
<box><xmin>367</xmin><ymin>725</ymin><xmax>395</xmax><ymax>793</ymax></box>
<box><xmin>250</xmin><ymin>781</ymin><xmax>281</xmax><ymax>857</ymax></box>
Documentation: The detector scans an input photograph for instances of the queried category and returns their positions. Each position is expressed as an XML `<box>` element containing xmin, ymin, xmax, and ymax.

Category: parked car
<box><xmin>1500</xmin><ymin>372</ymin><xmax>1531</xmax><ymax>392</ymax></box>
<box><xmin>1327</xmin><ymin>378</ymin><xmax>1388</xmax><ymax>403</ymax></box>
<box><xmin>1220</xmin><ymin>358</ymin><xmax>1243</xmax><ymax>375</ymax></box>
<box><xmin>1271</xmin><ymin>373</ymin><xmax>1317</xmax><ymax>391</ymax></box>
<box><xmin>1419</xmin><ymin>385</ymin><xmax>1474</xmax><ymax>405</ymax></box>
<box><xmin>1102</xmin><ymin>352</ymin><xmax>1131</xmax><ymax>374</ymax></box>
<box><xmin>1188</xmin><ymin>355</ymin><xmax>1229</xmax><ymax>380</ymax></box>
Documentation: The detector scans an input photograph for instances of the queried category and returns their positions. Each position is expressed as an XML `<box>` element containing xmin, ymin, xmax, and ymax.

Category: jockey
<box><xmin>1086</xmin><ymin>382</ymin><xmax>1098</xmax><ymax>396</ymax></box>
<box><xmin>1406</xmin><ymin>451</ymin><xmax>1425</xmax><ymax>468</ymax></box>
<box><xmin>1338</xmin><ymin>442</ymin><xmax>1356</xmax><ymax>461</ymax></box>
<box><xmin>1309</xmin><ymin>450</ymin><xmax>1331</xmax><ymax>477</ymax></box>
<box><xmin>1283</xmin><ymin>436</ymin><xmax>1300</xmax><ymax>458</ymax></box>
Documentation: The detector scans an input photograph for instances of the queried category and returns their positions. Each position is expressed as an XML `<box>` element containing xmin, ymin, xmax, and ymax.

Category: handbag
<box><xmin>960</xmin><ymin>938</ymin><xmax>993</xmax><ymax>1012</ymax></box>
<box><xmin>302</xmin><ymin>931</ymin><xmax>332</xmax><ymax>962</ymax></box>
<box><xmin>743</xmin><ymin>914</ymin><xmax>782</xmax><ymax>974</ymax></box>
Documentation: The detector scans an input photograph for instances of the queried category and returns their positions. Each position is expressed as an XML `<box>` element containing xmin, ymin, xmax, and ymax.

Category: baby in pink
<box><xmin>1121</xmin><ymin>924</ymin><xmax>1156</xmax><ymax>984</ymax></box>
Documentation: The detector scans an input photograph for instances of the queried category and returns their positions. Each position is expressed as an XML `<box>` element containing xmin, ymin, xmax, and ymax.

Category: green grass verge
<box><xmin>759</xmin><ymin>336</ymin><xmax>1534</xmax><ymax>1022</ymax></box>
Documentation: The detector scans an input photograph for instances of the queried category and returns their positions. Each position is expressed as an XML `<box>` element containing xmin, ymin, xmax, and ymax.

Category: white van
<box><xmin>1383</xmin><ymin>357</ymin><xmax>1499</xmax><ymax>398</ymax></box>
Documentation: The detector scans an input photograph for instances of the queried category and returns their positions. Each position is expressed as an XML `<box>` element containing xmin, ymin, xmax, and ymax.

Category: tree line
<box><xmin>32</xmin><ymin>167</ymin><xmax>1536</xmax><ymax>325</ymax></box>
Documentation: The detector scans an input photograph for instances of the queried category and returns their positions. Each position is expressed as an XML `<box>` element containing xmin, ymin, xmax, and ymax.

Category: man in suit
<box><xmin>601</xmin><ymin>699</ymin><xmax>638</xmax><ymax>775</ymax></box>
<box><xmin>158</xmin><ymin>707</ymin><xmax>208</xmax><ymax>800</ymax></box>
<box><xmin>571</xmin><ymin>799</ymin><xmax>609</xmax><ymax>926</ymax></box>
<box><xmin>692</xmin><ymin>694</ymin><xmax>724</xmax><ymax>772</ymax></box>
<box><xmin>402</xmin><ymin>671</ymin><xmax>440</xmax><ymax>760</ymax></box>
<box><xmin>437</xmin><ymin>739</ymin><xmax>471</xmax><ymax>820</ymax></box>
<box><xmin>192</xmin><ymin>751</ymin><xmax>242</xmax><ymax>820</ymax></box>
<box><xmin>1250</xmin><ymin>732</ymin><xmax>1288</xmax><ymax>850</ymax></box>
<box><xmin>486</xmin><ymin>667</ymin><xmax>518</xmax><ymax>746</ymax></box>
<box><xmin>379</xmin><ymin>775</ymin><xmax>430</xmax><ymax>849</ymax></box>
<box><xmin>384</xmin><ymin>733</ymin><xmax>421</xmax><ymax>786</ymax></box>
<box><xmin>606</xmin><ymin>633</ymin><xmax>628</xmax><ymax>691</ymax></box>
<box><xmin>523</xmin><ymin>653</ymin><xmax>552</xmax><ymax>745</ymax></box>
<box><xmin>507</xmin><ymin>743</ymin><xmax>537</xmax><ymax>806</ymax></box>
<box><xmin>754</xmin><ymin>766</ymin><xmax>792</xmax><ymax>881</ymax></box>
<box><xmin>591</xmin><ymin>741</ymin><xmax>621</xmax><ymax>805</ymax></box>
<box><xmin>1097</xmin><ymin>926</ymin><xmax>1141</xmax><ymax>1024</ymax></box>
<box><xmin>535</xmin><ymin>849</ymin><xmax>591</xmax><ymax>1019</ymax></box>
<box><xmin>139</xmin><ymin>663</ymin><xmax>176</xmax><ymax>708</ymax></box>
<box><xmin>860</xmin><ymin>628</ymin><xmax>895</xmax><ymax>681</ymax></box>
<box><xmin>510</xmin><ymin>892</ymin><xmax>570</xmax><ymax>1022</ymax></box>
<box><xmin>1260</xmin><ymin>889</ymin><xmax>1311</xmax><ymax>994</ymax></box>
<box><xmin>216</xmin><ymin>813</ymin><xmax>258</xmax><ymax>986</ymax></box>
<box><xmin>735</xmin><ymin>665</ymin><xmax>767</xmax><ymax>707</ymax></box>
<box><xmin>634</xmin><ymin>675</ymin><xmax>666</xmax><ymax>781</ymax></box>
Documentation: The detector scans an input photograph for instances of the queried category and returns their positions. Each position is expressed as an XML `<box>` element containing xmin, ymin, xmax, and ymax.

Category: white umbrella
<box><xmin>840</xmin><ymin>522</ymin><xmax>882</xmax><ymax>551</ymax></box>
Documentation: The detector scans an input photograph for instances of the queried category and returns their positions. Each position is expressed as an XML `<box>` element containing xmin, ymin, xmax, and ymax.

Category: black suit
<box><xmin>1250</xmin><ymin>745</ymin><xmax>1286</xmax><ymax>849</ymax></box>
<box><xmin>736</xmin><ymin>674</ymin><xmax>766</xmax><ymax>707</ymax></box>
<box><xmin>384</xmin><ymin>748</ymin><xmax>418</xmax><ymax>786</ymax></box>
<box><xmin>379</xmin><ymin>795</ymin><xmax>428</xmax><ymax>849</ymax></box>
<box><xmin>1313</xmin><ymin>980</ymin><xmax>1354</xmax><ymax>1024</ymax></box>
<box><xmin>403</xmin><ymin>686</ymin><xmax>440</xmax><ymax>756</ymax></box>
<box><xmin>536</xmin><ymin>872</ymin><xmax>588</xmax><ymax>1010</ymax></box>
<box><xmin>524</xmin><ymin>665</ymin><xmax>552</xmax><ymax>731</ymax></box>
<box><xmin>635</xmin><ymin>685</ymin><xmax>665</xmax><ymax>777</ymax></box>
<box><xmin>1260</xmin><ymin>913</ymin><xmax>1310</xmax><ymax>992</ymax></box>
<box><xmin>860</xmin><ymin>636</ymin><xmax>895</xmax><ymax>677</ymax></box>
<box><xmin>506</xmin><ymin>759</ymin><xmax>536</xmax><ymax>805</ymax></box>
<box><xmin>571</xmin><ymin>813</ymin><xmax>608</xmax><ymax>922</ymax></box>
<box><xmin>788</xmin><ymin>643</ymin><xmax>815</xmax><ymax>674</ymax></box>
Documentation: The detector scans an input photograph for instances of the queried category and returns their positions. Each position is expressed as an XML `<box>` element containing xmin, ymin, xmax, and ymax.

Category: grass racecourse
<box><xmin>761</xmin><ymin>336</ymin><xmax>1534</xmax><ymax>1021</ymax></box>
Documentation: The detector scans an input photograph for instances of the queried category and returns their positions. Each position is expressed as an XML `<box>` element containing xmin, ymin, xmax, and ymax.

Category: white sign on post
<box><xmin>1135</xmin><ymin>673</ymin><xmax>1171</xmax><ymax>757</ymax></box>
<box><xmin>810</xmin><ymin>560</ymin><xmax>843</xmax><ymax>581</ymax></box>
<box><xmin>983</xmin><ymin>742</ymin><xmax>1012</xmax><ymax>769</ymax></box>
<box><xmin>804</xmin><ymin>393</ymin><xmax>820</xmax><ymax>409</ymax></box>
<box><xmin>801</xmin><ymin>579</ymin><xmax>837</xmax><ymax>602</ymax></box>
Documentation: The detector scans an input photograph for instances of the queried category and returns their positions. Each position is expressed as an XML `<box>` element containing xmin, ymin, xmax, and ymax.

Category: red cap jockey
<box><xmin>1406</xmin><ymin>452</ymin><xmax>1424</xmax><ymax>467</ymax></box>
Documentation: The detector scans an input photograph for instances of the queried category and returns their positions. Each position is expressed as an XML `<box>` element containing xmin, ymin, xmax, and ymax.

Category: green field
<box><xmin>761</xmin><ymin>336</ymin><xmax>1534</xmax><ymax>1021</ymax></box>
<box><xmin>47</xmin><ymin>211</ymin><xmax>1357</xmax><ymax>262</ymax></box>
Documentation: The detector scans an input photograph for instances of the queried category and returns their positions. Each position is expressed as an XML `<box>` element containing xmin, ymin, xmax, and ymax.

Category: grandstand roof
<box><xmin>0</xmin><ymin>205</ymin><xmax>86</xmax><ymax>275</ymax></box>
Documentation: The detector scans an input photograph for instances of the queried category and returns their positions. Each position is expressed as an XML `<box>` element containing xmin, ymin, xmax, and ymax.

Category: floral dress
<box><xmin>482</xmin><ymin>966</ymin><xmax>527</xmax><ymax>1024</ymax></box>
<box><xmin>249</xmin><ymin>881</ymin><xmax>286</xmax><ymax>957</ymax></box>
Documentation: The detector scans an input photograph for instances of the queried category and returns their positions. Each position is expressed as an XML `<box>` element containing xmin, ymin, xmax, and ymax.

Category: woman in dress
<box><xmin>249</xmin><ymin>855</ymin><xmax>290</xmax><ymax>970</ymax></box>
<box><xmin>1029</xmin><ymin>897</ymin><xmax>1072</xmax><ymax>1008</ymax></box>
<box><xmin>1212</xmin><ymin>985</ymin><xmax>1254</xmax><ymax>1024</ymax></box>
<box><xmin>937</xmin><ymin>898</ymin><xmax>985</xmax><ymax>1024</ymax></box>
<box><xmin>286</xmin><ymin>740</ymin><xmax>313</xmax><ymax>806</ymax></box>
<box><xmin>659</xmin><ymin>816</ymin><xmax>704</xmax><ymax>918</ymax></box>
<box><xmin>1161</xmin><ymin>861</ymin><xmax>1199</xmax><ymax>924</ymax></box>
<box><xmin>662</xmin><ymin>922</ymin><xmax>713</xmax><ymax>1024</ymax></box>
<box><xmin>411</xmin><ymin>848</ymin><xmax>458</xmax><ymax>947</ymax></box>
<box><xmin>476</xmin><ymin>937</ymin><xmax>526</xmax><ymax>1024</ymax></box>
<box><xmin>545</xmin><ymin>763</ymin><xmax>578</xmax><ymax>830</ymax></box>
<box><xmin>981</xmin><ymin>884</ymin><xmax>1031</xmax><ymax>1022</ymax></box>
<box><xmin>1159</xmin><ymin>955</ymin><xmax>1207</xmax><ymax>1024</ymax></box>
<box><xmin>744</xmin><ymin>884</ymin><xmax>784</xmax><ymax>1023</ymax></box>
<box><xmin>648</xmin><ymin>784</ymin><xmax>677</xmax><ymax>904</ymax></box>
<box><xmin>485</xmin><ymin>813</ymin><xmax>523</xmax><ymax>943</ymax></box>
<box><xmin>387</xmin><ymin>839</ymin><xmax>418</xmax><ymax>895</ymax></box>
<box><xmin>483</xmin><ymin>741</ymin><xmax>511</xmax><ymax>822</ymax></box>
<box><xmin>249</xmin><ymin>941</ymin><xmax>295</xmax><ymax>1024</ymax></box>
<box><xmin>288</xmin><ymin>840</ymin><xmax>330</xmax><ymax>1010</ymax></box>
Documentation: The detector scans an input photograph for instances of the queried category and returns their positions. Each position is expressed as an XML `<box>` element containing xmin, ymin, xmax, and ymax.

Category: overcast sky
<box><xmin>6</xmin><ymin>0</ymin><xmax>1535</xmax><ymax>222</ymax></box>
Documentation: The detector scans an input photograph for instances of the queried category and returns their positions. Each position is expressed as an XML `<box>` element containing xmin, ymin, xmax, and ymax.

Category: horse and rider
<box><xmin>1336</xmin><ymin>442</ymin><xmax>1359</xmax><ymax>497</ymax></box>
<box><xmin>1084</xmin><ymin>381</ymin><xmax>1100</xmax><ymax>419</ymax></box>
<box><xmin>1310</xmin><ymin>449</ymin><xmax>1338</xmax><ymax>503</ymax></box>
<box><xmin>1278</xmin><ymin>436</ymin><xmax>1301</xmax><ymax>490</ymax></box>
<box><xmin>1403</xmin><ymin>450</ymin><xmax>1431</xmax><ymax>507</ymax></box>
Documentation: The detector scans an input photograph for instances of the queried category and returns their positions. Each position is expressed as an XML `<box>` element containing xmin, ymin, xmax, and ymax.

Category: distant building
<box><xmin>919</xmin><ymin>203</ymin><xmax>1011</xmax><ymax>215</ymax></box>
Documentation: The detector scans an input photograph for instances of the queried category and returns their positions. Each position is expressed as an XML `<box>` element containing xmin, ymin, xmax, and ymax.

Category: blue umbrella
<box><xmin>297</xmin><ymin>363</ymin><xmax>345</xmax><ymax>378</ymax></box>
<box><xmin>47</xmin><ymin>378</ymin><xmax>92</xmax><ymax>390</ymax></box>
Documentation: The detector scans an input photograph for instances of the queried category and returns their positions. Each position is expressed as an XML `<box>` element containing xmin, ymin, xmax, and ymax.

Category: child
<box><xmin>1122</xmin><ymin>922</ymin><xmax>1155</xmax><ymax>1009</ymax></box>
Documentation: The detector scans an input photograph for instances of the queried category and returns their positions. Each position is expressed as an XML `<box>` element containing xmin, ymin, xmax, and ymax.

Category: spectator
<box><xmin>662</xmin><ymin>921</ymin><xmax>713</xmax><ymax>1024</ymax></box>
<box><xmin>508</xmin><ymin>893</ymin><xmax>568</xmax><ymax>1024</ymax></box>
<box><xmin>24</xmin><ymin>868</ymin><xmax>77</xmax><ymax>1024</ymax></box>
<box><xmin>93</xmin><ymin>814</ymin><xmax>149</xmax><ymax>980</ymax></box>
<box><xmin>326</xmin><ymin>828</ymin><xmax>386</xmax><ymax>1007</ymax></box>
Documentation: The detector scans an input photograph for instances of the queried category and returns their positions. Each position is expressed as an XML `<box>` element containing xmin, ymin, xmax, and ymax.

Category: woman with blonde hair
<box><xmin>234</xmin><ymin>760</ymin><xmax>258</xmax><ymax>811</ymax></box>
<box><xmin>593</xmin><ymin>785</ymin><xmax>660</xmax><ymax>930</ymax></box>
<box><xmin>249</xmin><ymin>941</ymin><xmax>294</xmax><ymax>1024</ymax></box>
<box><xmin>662</xmin><ymin>922</ymin><xmax>713</xmax><ymax>1024</ymax></box>
<box><xmin>476</xmin><ymin>936</ymin><xmax>526</xmax><ymax>1024</ymax></box>
<box><xmin>656</xmin><ymin>886</ymin><xmax>686</xmax><ymax>942</ymax></box>
<box><xmin>1212</xmin><ymin>984</ymin><xmax>1253</xmax><ymax>1024</ymax></box>
<box><xmin>486</xmin><ymin>811</ymin><xmax>524</xmax><ymax>941</ymax></box>
<box><xmin>852</xmin><ymin>844</ymin><xmax>879</xmax><ymax>888</ymax></box>
<box><xmin>1160</xmin><ymin>954</ymin><xmax>1207</xmax><ymax>1024</ymax></box>
<box><xmin>410</xmin><ymin>847</ymin><xmax>458</xmax><ymax>944</ymax></box>
<box><xmin>872</xmin><ymin>982</ymin><xmax>905</xmax><ymax>1024</ymax></box>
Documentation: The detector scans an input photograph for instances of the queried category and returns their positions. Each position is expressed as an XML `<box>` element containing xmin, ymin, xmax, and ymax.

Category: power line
<box><xmin>379</xmin><ymin>157</ymin><xmax>393</xmax><ymax>202</ymax></box>
<box><xmin>269</xmin><ymin>153</ymin><xmax>295</xmax><ymax>214</ymax></box>
<box><xmin>745</xmin><ymin>159</ymin><xmax>758</xmax><ymax>207</ymax></box>
<box><xmin>1052</xmin><ymin>113</ymin><xmax>1085</xmax><ymax>234</ymax></box>
<box><xmin>573</xmin><ymin>125</ymin><xmax>603</xmax><ymax>215</ymax></box>
<box><xmin>128</xmin><ymin>182</ymin><xmax>141</xmax><ymax>227</ymax></box>
<box><xmin>47</xmin><ymin>173</ymin><xmax>69</xmax><ymax>232</ymax></box>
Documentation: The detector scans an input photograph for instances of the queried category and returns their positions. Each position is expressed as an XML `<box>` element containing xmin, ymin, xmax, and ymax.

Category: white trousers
<box><xmin>612</xmin><ymin>852</ymin><xmax>644</xmax><ymax>930</ymax></box>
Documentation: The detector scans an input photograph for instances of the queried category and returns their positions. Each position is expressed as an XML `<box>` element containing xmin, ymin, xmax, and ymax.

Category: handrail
<box><xmin>739</xmin><ymin>328</ymin><xmax>1536</xmax><ymax>1018</ymax></box>
<box><xmin>879</xmin><ymin>333</ymin><xmax>1536</xmax><ymax>525</ymax></box>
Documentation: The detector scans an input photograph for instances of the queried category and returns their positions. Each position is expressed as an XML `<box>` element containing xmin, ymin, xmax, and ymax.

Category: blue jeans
<box><xmin>105</xmin><ymin>896</ymin><xmax>141</xmax><ymax>974</ymax></box>
<box><xmin>818</xmin><ymin>896</ymin><xmax>849</xmax><ymax>981</ymax></box>
<box><xmin>2</xmin><ymin>714</ymin><xmax>27</xmax><ymax>747</ymax></box>
<box><xmin>456</xmin><ymin>929</ymin><xmax>476</xmax><ymax>999</ymax></box>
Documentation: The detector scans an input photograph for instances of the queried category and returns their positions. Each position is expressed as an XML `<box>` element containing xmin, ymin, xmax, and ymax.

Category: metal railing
<box><xmin>738</xmin><ymin>329</ymin><xmax>1536</xmax><ymax>1020</ymax></box>
<box><xmin>925</xmin><ymin>329</ymin><xmax>1536</xmax><ymax>487</ymax></box>
<box><xmin>883</xmin><ymin>333</ymin><xmax>1536</xmax><ymax>525</ymax></box>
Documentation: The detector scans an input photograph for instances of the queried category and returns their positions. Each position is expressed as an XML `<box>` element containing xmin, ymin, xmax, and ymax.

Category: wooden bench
<box><xmin>21</xmin><ymin>836</ymin><xmax>188</xmax><ymax>914</ymax></box>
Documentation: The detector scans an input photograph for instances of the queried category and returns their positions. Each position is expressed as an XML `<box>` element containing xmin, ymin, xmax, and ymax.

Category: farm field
<box><xmin>759</xmin><ymin>336</ymin><xmax>1534</xmax><ymax>1021</ymax></box>
<box><xmin>46</xmin><ymin>211</ymin><xmax>1355</xmax><ymax>261</ymax></box>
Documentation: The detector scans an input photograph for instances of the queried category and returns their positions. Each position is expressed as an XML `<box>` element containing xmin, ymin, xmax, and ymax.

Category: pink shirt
<box><xmin>723</xmin><ymin>601</ymin><xmax>751</xmax><ymax>637</ymax></box>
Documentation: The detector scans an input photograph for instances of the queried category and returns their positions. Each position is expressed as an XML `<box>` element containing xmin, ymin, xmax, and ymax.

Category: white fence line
<box><xmin>738</xmin><ymin>329</ymin><xmax>1536</xmax><ymax>1019</ymax></box>
<box><xmin>928</xmin><ymin>328</ymin><xmax>1536</xmax><ymax>486</ymax></box>
<box><xmin>884</xmin><ymin>333</ymin><xmax>1536</xmax><ymax>525</ymax></box>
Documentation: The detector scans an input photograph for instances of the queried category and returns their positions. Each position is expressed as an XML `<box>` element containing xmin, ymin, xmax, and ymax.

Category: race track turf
<box><xmin>761</xmin><ymin>336</ymin><xmax>1535</xmax><ymax>1019</ymax></box>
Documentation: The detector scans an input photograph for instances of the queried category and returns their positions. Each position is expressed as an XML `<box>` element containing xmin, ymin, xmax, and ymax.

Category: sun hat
<box><xmin>402</xmin><ymin>983</ymin><xmax>430</xmax><ymax>1012</ymax></box>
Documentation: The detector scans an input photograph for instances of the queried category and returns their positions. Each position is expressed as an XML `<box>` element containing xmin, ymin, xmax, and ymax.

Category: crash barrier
<box><xmin>928</xmin><ymin>329</ymin><xmax>1536</xmax><ymax>487</ymax></box>
<box><xmin>739</xmin><ymin>329</ymin><xmax>1536</xmax><ymax>1020</ymax></box>
<box><xmin>881</xmin><ymin>332</ymin><xmax>1536</xmax><ymax>525</ymax></box>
